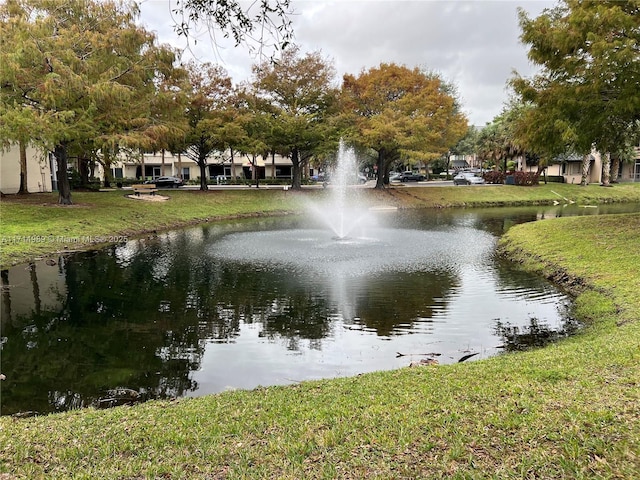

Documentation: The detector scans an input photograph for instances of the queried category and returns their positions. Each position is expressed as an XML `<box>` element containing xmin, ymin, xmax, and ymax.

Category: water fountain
<box><xmin>306</xmin><ymin>141</ymin><xmax>377</xmax><ymax>240</ymax></box>
<box><xmin>206</xmin><ymin>141</ymin><xmax>496</xmax><ymax>287</ymax></box>
<box><xmin>208</xmin><ymin>141</ymin><xmax>488</xmax><ymax>276</ymax></box>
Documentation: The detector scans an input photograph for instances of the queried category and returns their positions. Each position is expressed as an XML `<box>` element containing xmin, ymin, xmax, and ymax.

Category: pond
<box><xmin>1</xmin><ymin>203</ymin><xmax>637</xmax><ymax>415</ymax></box>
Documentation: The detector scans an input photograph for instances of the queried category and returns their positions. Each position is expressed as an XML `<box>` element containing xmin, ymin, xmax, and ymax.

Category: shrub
<box><xmin>483</xmin><ymin>171</ymin><xmax>506</xmax><ymax>184</ymax></box>
<box><xmin>116</xmin><ymin>178</ymin><xmax>139</xmax><ymax>187</ymax></box>
<box><xmin>513</xmin><ymin>171</ymin><xmax>540</xmax><ymax>186</ymax></box>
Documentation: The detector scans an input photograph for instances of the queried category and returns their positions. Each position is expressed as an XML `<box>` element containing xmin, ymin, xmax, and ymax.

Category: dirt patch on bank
<box><xmin>125</xmin><ymin>194</ymin><xmax>170</xmax><ymax>202</ymax></box>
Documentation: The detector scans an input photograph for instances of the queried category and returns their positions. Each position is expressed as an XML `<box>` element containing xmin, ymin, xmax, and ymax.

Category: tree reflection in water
<box><xmin>493</xmin><ymin>316</ymin><xmax>581</xmax><ymax>352</ymax></box>
<box><xmin>0</xmin><ymin>207</ymin><xmax>595</xmax><ymax>415</ymax></box>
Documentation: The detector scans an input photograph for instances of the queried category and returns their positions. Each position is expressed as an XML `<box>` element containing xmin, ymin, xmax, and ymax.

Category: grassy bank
<box><xmin>1</xmin><ymin>186</ymin><xmax>639</xmax><ymax>478</ymax></box>
<box><xmin>0</xmin><ymin>189</ymin><xmax>300</xmax><ymax>268</ymax></box>
<box><xmin>2</xmin><ymin>182</ymin><xmax>640</xmax><ymax>268</ymax></box>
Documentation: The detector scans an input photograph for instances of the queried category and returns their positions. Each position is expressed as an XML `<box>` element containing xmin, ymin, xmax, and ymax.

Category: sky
<box><xmin>137</xmin><ymin>0</ymin><xmax>557</xmax><ymax>126</ymax></box>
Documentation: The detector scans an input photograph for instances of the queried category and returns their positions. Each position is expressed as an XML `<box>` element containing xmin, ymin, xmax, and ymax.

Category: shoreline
<box><xmin>1</xmin><ymin>187</ymin><xmax>639</xmax><ymax>477</ymax></box>
<box><xmin>2</xmin><ymin>184</ymin><xmax>640</xmax><ymax>269</ymax></box>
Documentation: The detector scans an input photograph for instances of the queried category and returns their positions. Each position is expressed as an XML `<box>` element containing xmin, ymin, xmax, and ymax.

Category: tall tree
<box><xmin>250</xmin><ymin>47</ymin><xmax>341</xmax><ymax>189</ymax></box>
<box><xmin>0</xmin><ymin>0</ymin><xmax>183</xmax><ymax>203</ymax></box>
<box><xmin>231</xmin><ymin>90</ymin><xmax>268</xmax><ymax>187</ymax></box>
<box><xmin>443</xmin><ymin>125</ymin><xmax>481</xmax><ymax>174</ymax></box>
<box><xmin>182</xmin><ymin>61</ymin><xmax>234</xmax><ymax>191</ymax></box>
<box><xmin>200</xmin><ymin>87</ymin><xmax>249</xmax><ymax>183</ymax></box>
<box><xmin>512</xmin><ymin>0</ymin><xmax>640</xmax><ymax>186</ymax></box>
<box><xmin>476</xmin><ymin>105</ymin><xmax>530</xmax><ymax>173</ymax></box>
<box><xmin>135</xmin><ymin>65</ymin><xmax>189</xmax><ymax>186</ymax></box>
<box><xmin>18</xmin><ymin>141</ymin><xmax>28</xmax><ymax>194</ymax></box>
<box><xmin>342</xmin><ymin>64</ymin><xmax>468</xmax><ymax>188</ymax></box>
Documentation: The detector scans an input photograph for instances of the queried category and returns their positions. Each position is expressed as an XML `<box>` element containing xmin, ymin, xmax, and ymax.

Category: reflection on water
<box><xmin>2</xmin><ymin>204</ymin><xmax>637</xmax><ymax>415</ymax></box>
<box><xmin>494</xmin><ymin>316</ymin><xmax>582</xmax><ymax>351</ymax></box>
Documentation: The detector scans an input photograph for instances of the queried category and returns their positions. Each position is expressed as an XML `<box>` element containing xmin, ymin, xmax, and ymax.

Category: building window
<box><xmin>564</xmin><ymin>162</ymin><xmax>581</xmax><ymax>175</ymax></box>
<box><xmin>112</xmin><ymin>168</ymin><xmax>123</xmax><ymax>179</ymax></box>
<box><xmin>144</xmin><ymin>166</ymin><xmax>161</xmax><ymax>179</ymax></box>
<box><xmin>275</xmin><ymin>166</ymin><xmax>292</xmax><ymax>178</ymax></box>
<box><xmin>182</xmin><ymin>168</ymin><xmax>190</xmax><ymax>181</ymax></box>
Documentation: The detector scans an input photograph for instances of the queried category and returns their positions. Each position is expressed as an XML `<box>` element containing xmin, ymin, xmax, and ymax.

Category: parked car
<box><xmin>399</xmin><ymin>171</ymin><xmax>425</xmax><ymax>182</ymax></box>
<box><xmin>388</xmin><ymin>172</ymin><xmax>402</xmax><ymax>182</ymax></box>
<box><xmin>321</xmin><ymin>173</ymin><xmax>367</xmax><ymax>186</ymax></box>
<box><xmin>453</xmin><ymin>171</ymin><xmax>485</xmax><ymax>185</ymax></box>
<box><xmin>145</xmin><ymin>176</ymin><xmax>183</xmax><ymax>188</ymax></box>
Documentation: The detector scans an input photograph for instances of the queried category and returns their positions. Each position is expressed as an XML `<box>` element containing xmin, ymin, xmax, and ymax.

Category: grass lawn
<box><xmin>0</xmin><ymin>183</ymin><xmax>639</xmax><ymax>478</ymax></box>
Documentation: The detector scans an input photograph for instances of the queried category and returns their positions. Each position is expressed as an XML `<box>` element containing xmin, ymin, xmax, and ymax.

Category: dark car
<box><xmin>146</xmin><ymin>176</ymin><xmax>183</xmax><ymax>188</ymax></box>
<box><xmin>399</xmin><ymin>171</ymin><xmax>425</xmax><ymax>182</ymax></box>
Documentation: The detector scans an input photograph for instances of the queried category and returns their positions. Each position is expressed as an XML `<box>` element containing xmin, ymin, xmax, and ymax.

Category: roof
<box><xmin>451</xmin><ymin>159</ymin><xmax>470</xmax><ymax>168</ymax></box>
<box><xmin>553</xmin><ymin>153</ymin><xmax>595</xmax><ymax>163</ymax></box>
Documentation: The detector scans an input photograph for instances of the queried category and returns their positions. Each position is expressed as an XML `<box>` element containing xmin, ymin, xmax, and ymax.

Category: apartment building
<box><xmin>118</xmin><ymin>151</ymin><xmax>295</xmax><ymax>182</ymax></box>
<box><xmin>0</xmin><ymin>145</ymin><xmax>54</xmax><ymax>194</ymax></box>
<box><xmin>516</xmin><ymin>147</ymin><xmax>640</xmax><ymax>184</ymax></box>
<box><xmin>0</xmin><ymin>146</ymin><xmax>297</xmax><ymax>193</ymax></box>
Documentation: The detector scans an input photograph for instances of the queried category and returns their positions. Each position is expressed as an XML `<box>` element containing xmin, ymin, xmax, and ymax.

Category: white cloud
<box><xmin>138</xmin><ymin>0</ymin><xmax>556</xmax><ymax>125</ymax></box>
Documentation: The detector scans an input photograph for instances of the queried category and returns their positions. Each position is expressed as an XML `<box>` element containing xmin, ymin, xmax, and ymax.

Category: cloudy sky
<box><xmin>138</xmin><ymin>0</ymin><xmax>556</xmax><ymax>126</ymax></box>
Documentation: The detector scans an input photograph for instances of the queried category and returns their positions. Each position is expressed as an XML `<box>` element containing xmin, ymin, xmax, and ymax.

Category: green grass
<box><xmin>1</xmin><ymin>184</ymin><xmax>639</xmax><ymax>478</ymax></box>
<box><xmin>0</xmin><ymin>189</ymin><xmax>301</xmax><ymax>268</ymax></box>
<box><xmin>498</xmin><ymin>213</ymin><xmax>640</xmax><ymax>324</ymax></box>
<box><xmin>384</xmin><ymin>181</ymin><xmax>640</xmax><ymax>209</ymax></box>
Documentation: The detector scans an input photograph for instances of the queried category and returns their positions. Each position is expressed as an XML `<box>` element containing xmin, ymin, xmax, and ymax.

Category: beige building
<box><xmin>516</xmin><ymin>147</ymin><xmax>640</xmax><ymax>184</ymax></box>
<box><xmin>120</xmin><ymin>151</ymin><xmax>296</xmax><ymax>182</ymax></box>
<box><xmin>1</xmin><ymin>146</ymin><xmax>298</xmax><ymax>193</ymax></box>
<box><xmin>3</xmin><ymin>142</ymin><xmax>637</xmax><ymax>192</ymax></box>
<box><xmin>0</xmin><ymin>145</ymin><xmax>54</xmax><ymax>194</ymax></box>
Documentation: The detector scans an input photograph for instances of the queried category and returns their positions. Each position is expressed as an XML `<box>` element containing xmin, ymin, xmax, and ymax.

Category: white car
<box><xmin>453</xmin><ymin>172</ymin><xmax>485</xmax><ymax>185</ymax></box>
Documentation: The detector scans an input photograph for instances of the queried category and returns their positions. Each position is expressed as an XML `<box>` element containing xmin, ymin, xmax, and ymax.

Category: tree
<box><xmin>476</xmin><ymin>105</ymin><xmax>533</xmax><ymax>173</ymax></box>
<box><xmin>182</xmin><ymin>61</ymin><xmax>234</xmax><ymax>191</ymax></box>
<box><xmin>0</xmin><ymin>4</ymin><xmax>49</xmax><ymax>194</ymax></box>
<box><xmin>199</xmin><ymin>87</ymin><xmax>249</xmax><ymax>184</ymax></box>
<box><xmin>512</xmin><ymin>0</ymin><xmax>640</xmax><ymax>186</ymax></box>
<box><xmin>442</xmin><ymin>125</ymin><xmax>481</xmax><ymax>175</ymax></box>
<box><xmin>135</xmin><ymin>66</ymin><xmax>190</xmax><ymax>187</ymax></box>
<box><xmin>231</xmin><ymin>90</ymin><xmax>268</xmax><ymax>187</ymax></box>
<box><xmin>609</xmin><ymin>130</ymin><xmax>640</xmax><ymax>182</ymax></box>
<box><xmin>1</xmin><ymin>0</ymin><xmax>183</xmax><ymax>203</ymax></box>
<box><xmin>250</xmin><ymin>47</ymin><xmax>341</xmax><ymax>189</ymax></box>
<box><xmin>18</xmin><ymin>141</ymin><xmax>28</xmax><ymax>194</ymax></box>
<box><xmin>341</xmin><ymin>64</ymin><xmax>468</xmax><ymax>189</ymax></box>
